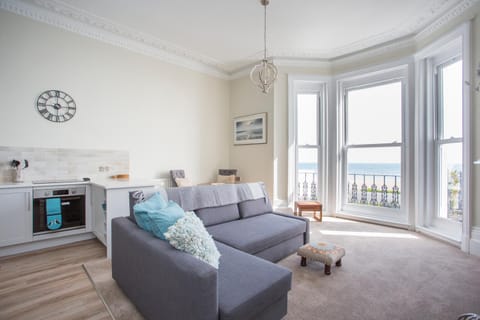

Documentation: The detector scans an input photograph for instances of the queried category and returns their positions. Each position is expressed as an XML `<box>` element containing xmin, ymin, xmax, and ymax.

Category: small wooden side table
<box><xmin>294</xmin><ymin>201</ymin><xmax>322</xmax><ymax>221</ymax></box>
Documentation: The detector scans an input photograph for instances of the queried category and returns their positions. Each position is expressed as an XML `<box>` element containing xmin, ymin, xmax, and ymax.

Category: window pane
<box><xmin>297</xmin><ymin>148</ymin><xmax>318</xmax><ymax>201</ymax></box>
<box><xmin>347</xmin><ymin>82</ymin><xmax>402</xmax><ymax>145</ymax></box>
<box><xmin>439</xmin><ymin>60</ymin><xmax>463</xmax><ymax>139</ymax></box>
<box><xmin>438</xmin><ymin>143</ymin><xmax>463</xmax><ymax>222</ymax></box>
<box><xmin>297</xmin><ymin>94</ymin><xmax>317</xmax><ymax>145</ymax></box>
<box><xmin>346</xmin><ymin>147</ymin><xmax>401</xmax><ymax>208</ymax></box>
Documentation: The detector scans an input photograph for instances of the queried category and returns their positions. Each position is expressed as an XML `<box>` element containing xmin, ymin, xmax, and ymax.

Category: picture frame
<box><xmin>233</xmin><ymin>112</ymin><xmax>267</xmax><ymax>145</ymax></box>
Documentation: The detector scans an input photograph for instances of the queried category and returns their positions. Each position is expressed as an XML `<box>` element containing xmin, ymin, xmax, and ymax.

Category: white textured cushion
<box><xmin>164</xmin><ymin>211</ymin><xmax>221</xmax><ymax>268</ymax></box>
<box><xmin>175</xmin><ymin>177</ymin><xmax>193</xmax><ymax>187</ymax></box>
<box><xmin>217</xmin><ymin>174</ymin><xmax>235</xmax><ymax>184</ymax></box>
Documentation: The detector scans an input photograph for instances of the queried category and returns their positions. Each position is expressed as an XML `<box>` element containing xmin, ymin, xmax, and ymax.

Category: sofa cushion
<box><xmin>207</xmin><ymin>213</ymin><xmax>306</xmax><ymax>255</ymax></box>
<box><xmin>216</xmin><ymin>241</ymin><xmax>291</xmax><ymax>320</ymax></box>
<box><xmin>132</xmin><ymin>192</ymin><xmax>168</xmax><ymax>231</ymax></box>
<box><xmin>164</xmin><ymin>212</ymin><xmax>221</xmax><ymax>268</ymax></box>
<box><xmin>134</xmin><ymin>200</ymin><xmax>185</xmax><ymax>240</ymax></box>
<box><xmin>128</xmin><ymin>189</ymin><xmax>168</xmax><ymax>223</ymax></box>
<box><xmin>194</xmin><ymin>204</ymin><xmax>240</xmax><ymax>227</ymax></box>
<box><xmin>238</xmin><ymin>198</ymin><xmax>272</xmax><ymax>219</ymax></box>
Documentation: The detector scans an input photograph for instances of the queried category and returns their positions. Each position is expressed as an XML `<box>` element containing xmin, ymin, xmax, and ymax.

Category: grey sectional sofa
<box><xmin>112</xmin><ymin>184</ymin><xmax>309</xmax><ymax>320</ymax></box>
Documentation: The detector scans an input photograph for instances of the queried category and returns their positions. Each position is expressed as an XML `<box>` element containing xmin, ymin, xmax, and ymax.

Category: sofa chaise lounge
<box><xmin>112</xmin><ymin>183</ymin><xmax>309</xmax><ymax>320</ymax></box>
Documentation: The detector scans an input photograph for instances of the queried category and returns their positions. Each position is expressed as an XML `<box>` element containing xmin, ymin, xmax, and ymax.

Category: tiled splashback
<box><xmin>0</xmin><ymin>146</ymin><xmax>129</xmax><ymax>183</ymax></box>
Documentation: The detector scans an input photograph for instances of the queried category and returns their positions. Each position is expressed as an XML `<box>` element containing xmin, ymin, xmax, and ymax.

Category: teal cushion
<box><xmin>133</xmin><ymin>193</ymin><xmax>183</xmax><ymax>240</ymax></box>
<box><xmin>164</xmin><ymin>211</ymin><xmax>221</xmax><ymax>268</ymax></box>
<box><xmin>149</xmin><ymin>201</ymin><xmax>186</xmax><ymax>240</ymax></box>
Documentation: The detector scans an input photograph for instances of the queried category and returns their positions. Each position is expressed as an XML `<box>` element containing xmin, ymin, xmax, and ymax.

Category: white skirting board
<box><xmin>0</xmin><ymin>232</ymin><xmax>95</xmax><ymax>257</ymax></box>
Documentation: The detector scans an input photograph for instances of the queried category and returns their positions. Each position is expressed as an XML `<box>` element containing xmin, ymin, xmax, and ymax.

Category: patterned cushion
<box><xmin>129</xmin><ymin>190</ymin><xmax>146</xmax><ymax>221</ymax></box>
<box><xmin>164</xmin><ymin>211</ymin><xmax>221</xmax><ymax>268</ymax></box>
<box><xmin>297</xmin><ymin>242</ymin><xmax>345</xmax><ymax>266</ymax></box>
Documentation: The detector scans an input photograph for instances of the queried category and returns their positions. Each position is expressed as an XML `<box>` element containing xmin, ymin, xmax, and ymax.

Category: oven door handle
<box><xmin>60</xmin><ymin>196</ymin><xmax>83</xmax><ymax>202</ymax></box>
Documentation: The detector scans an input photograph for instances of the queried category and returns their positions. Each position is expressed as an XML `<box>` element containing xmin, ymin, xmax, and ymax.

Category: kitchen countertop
<box><xmin>0</xmin><ymin>178</ymin><xmax>168</xmax><ymax>190</ymax></box>
<box><xmin>91</xmin><ymin>178</ymin><xmax>167</xmax><ymax>190</ymax></box>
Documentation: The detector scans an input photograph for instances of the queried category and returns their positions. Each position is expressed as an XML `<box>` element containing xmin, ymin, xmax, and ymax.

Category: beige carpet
<box><xmin>84</xmin><ymin>217</ymin><xmax>480</xmax><ymax>320</ymax></box>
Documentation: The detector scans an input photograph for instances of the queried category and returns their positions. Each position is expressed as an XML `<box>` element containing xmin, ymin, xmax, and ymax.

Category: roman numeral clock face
<box><xmin>36</xmin><ymin>90</ymin><xmax>76</xmax><ymax>122</ymax></box>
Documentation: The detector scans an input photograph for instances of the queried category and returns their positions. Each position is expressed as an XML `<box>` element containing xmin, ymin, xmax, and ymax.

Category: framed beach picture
<box><xmin>234</xmin><ymin>113</ymin><xmax>267</xmax><ymax>145</ymax></box>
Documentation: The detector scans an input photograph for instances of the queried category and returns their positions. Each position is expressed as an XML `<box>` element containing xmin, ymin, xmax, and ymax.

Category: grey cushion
<box><xmin>128</xmin><ymin>190</ymin><xmax>145</xmax><ymax>222</ymax></box>
<box><xmin>195</xmin><ymin>204</ymin><xmax>240</xmax><ymax>227</ymax></box>
<box><xmin>238</xmin><ymin>198</ymin><xmax>272</xmax><ymax>219</ymax></box>
<box><xmin>216</xmin><ymin>241</ymin><xmax>291</xmax><ymax>320</ymax></box>
<box><xmin>208</xmin><ymin>213</ymin><xmax>307</xmax><ymax>255</ymax></box>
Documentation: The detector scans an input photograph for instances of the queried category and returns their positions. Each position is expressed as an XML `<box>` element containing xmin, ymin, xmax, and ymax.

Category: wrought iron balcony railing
<box><xmin>296</xmin><ymin>172</ymin><xmax>318</xmax><ymax>201</ymax></box>
<box><xmin>347</xmin><ymin>174</ymin><xmax>401</xmax><ymax>208</ymax></box>
<box><xmin>296</xmin><ymin>170</ymin><xmax>462</xmax><ymax>219</ymax></box>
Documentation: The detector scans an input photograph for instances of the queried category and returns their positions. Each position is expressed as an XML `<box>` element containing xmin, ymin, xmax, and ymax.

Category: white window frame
<box><xmin>414</xmin><ymin>22</ymin><xmax>471</xmax><ymax>250</ymax></box>
<box><xmin>287</xmin><ymin>75</ymin><xmax>329</xmax><ymax>209</ymax></box>
<box><xmin>434</xmin><ymin>56</ymin><xmax>463</xmax><ymax>223</ymax></box>
<box><xmin>336</xmin><ymin>65</ymin><xmax>410</xmax><ymax>225</ymax></box>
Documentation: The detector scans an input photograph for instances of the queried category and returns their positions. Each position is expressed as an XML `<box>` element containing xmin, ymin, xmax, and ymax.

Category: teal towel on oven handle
<box><xmin>47</xmin><ymin>214</ymin><xmax>62</xmax><ymax>230</ymax></box>
<box><xmin>46</xmin><ymin>198</ymin><xmax>61</xmax><ymax>215</ymax></box>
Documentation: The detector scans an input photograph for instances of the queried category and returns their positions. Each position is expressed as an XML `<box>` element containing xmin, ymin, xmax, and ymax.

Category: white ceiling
<box><xmin>3</xmin><ymin>0</ymin><xmax>477</xmax><ymax>74</ymax></box>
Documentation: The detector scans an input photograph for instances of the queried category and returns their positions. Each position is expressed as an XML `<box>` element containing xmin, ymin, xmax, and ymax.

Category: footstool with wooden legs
<box><xmin>297</xmin><ymin>242</ymin><xmax>345</xmax><ymax>275</ymax></box>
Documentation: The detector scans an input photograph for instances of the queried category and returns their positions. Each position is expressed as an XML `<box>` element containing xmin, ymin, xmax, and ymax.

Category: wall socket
<box><xmin>98</xmin><ymin>166</ymin><xmax>110</xmax><ymax>172</ymax></box>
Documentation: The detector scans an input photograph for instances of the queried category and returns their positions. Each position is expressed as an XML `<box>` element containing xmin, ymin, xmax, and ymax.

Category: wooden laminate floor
<box><xmin>0</xmin><ymin>239</ymin><xmax>111</xmax><ymax>320</ymax></box>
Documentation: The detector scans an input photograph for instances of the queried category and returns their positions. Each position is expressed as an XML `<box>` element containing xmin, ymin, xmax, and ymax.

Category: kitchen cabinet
<box><xmin>0</xmin><ymin>187</ymin><xmax>33</xmax><ymax>247</ymax></box>
<box><xmin>91</xmin><ymin>185</ymin><xmax>107</xmax><ymax>246</ymax></box>
<box><xmin>91</xmin><ymin>181</ymin><xmax>165</xmax><ymax>258</ymax></box>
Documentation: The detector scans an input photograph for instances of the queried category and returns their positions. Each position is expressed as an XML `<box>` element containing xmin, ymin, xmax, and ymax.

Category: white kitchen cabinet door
<box><xmin>0</xmin><ymin>188</ymin><xmax>33</xmax><ymax>247</ymax></box>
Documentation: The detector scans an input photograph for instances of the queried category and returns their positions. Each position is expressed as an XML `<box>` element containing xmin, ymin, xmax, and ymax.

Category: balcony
<box><xmin>296</xmin><ymin>170</ymin><xmax>463</xmax><ymax>221</ymax></box>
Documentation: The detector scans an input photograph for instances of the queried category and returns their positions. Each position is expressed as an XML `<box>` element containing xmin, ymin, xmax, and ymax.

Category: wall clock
<box><xmin>36</xmin><ymin>90</ymin><xmax>76</xmax><ymax>122</ymax></box>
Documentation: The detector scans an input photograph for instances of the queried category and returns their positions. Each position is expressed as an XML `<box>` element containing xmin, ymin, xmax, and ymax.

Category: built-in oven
<box><xmin>33</xmin><ymin>186</ymin><xmax>86</xmax><ymax>235</ymax></box>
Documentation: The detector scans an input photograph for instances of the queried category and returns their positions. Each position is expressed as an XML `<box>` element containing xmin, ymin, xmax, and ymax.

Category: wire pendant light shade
<box><xmin>250</xmin><ymin>0</ymin><xmax>278</xmax><ymax>94</ymax></box>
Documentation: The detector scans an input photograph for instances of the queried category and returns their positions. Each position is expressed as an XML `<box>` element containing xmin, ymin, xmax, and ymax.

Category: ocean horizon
<box><xmin>299</xmin><ymin>162</ymin><xmax>401</xmax><ymax>176</ymax></box>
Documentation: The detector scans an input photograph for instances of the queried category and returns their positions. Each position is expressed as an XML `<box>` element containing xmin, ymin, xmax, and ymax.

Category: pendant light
<box><xmin>250</xmin><ymin>0</ymin><xmax>278</xmax><ymax>94</ymax></box>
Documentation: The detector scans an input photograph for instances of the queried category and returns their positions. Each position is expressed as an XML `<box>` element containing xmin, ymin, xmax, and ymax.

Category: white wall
<box><xmin>0</xmin><ymin>11</ymin><xmax>230</xmax><ymax>183</ymax></box>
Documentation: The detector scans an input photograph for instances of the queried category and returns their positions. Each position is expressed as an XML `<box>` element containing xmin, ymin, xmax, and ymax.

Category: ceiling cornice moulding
<box><xmin>1</xmin><ymin>0</ymin><xmax>478</xmax><ymax>80</ymax></box>
<box><xmin>0</xmin><ymin>0</ymin><xmax>230</xmax><ymax>79</ymax></box>
<box><xmin>415</xmin><ymin>0</ymin><xmax>479</xmax><ymax>41</ymax></box>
